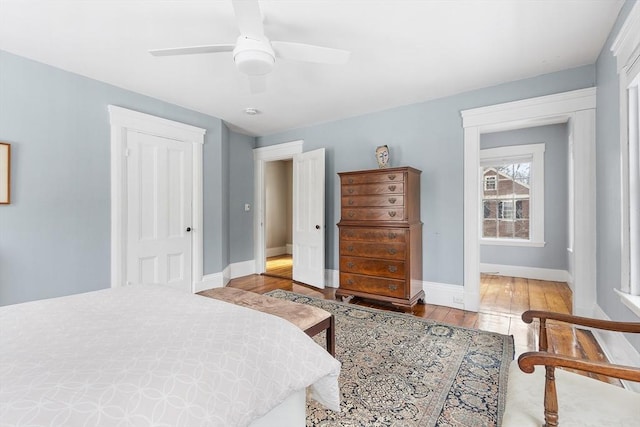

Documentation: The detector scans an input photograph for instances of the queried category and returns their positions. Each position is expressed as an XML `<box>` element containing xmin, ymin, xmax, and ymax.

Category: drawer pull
<box><xmin>388</xmin><ymin>265</ymin><xmax>397</xmax><ymax>273</ymax></box>
<box><xmin>347</xmin><ymin>245</ymin><xmax>354</xmax><ymax>252</ymax></box>
<box><xmin>348</xmin><ymin>211</ymin><xmax>355</xmax><ymax>218</ymax></box>
<box><xmin>388</xmin><ymin>211</ymin><xmax>396</xmax><ymax>217</ymax></box>
<box><xmin>347</xmin><ymin>262</ymin><xmax>355</xmax><ymax>268</ymax></box>
<box><xmin>347</xmin><ymin>279</ymin><xmax>354</xmax><ymax>285</ymax></box>
<box><xmin>388</xmin><ymin>248</ymin><xmax>397</xmax><ymax>255</ymax></box>
<box><xmin>348</xmin><ymin>188</ymin><xmax>354</xmax><ymax>194</ymax></box>
<box><xmin>388</xmin><ymin>197</ymin><xmax>397</xmax><ymax>204</ymax></box>
<box><xmin>388</xmin><ymin>174</ymin><xmax>396</xmax><ymax>180</ymax></box>
<box><xmin>348</xmin><ymin>178</ymin><xmax>354</xmax><ymax>184</ymax></box>
<box><xmin>388</xmin><ymin>185</ymin><xmax>396</xmax><ymax>191</ymax></box>
<box><xmin>388</xmin><ymin>284</ymin><xmax>398</xmax><ymax>291</ymax></box>
<box><xmin>388</xmin><ymin>232</ymin><xmax>397</xmax><ymax>239</ymax></box>
<box><xmin>348</xmin><ymin>199</ymin><xmax>354</xmax><ymax>205</ymax></box>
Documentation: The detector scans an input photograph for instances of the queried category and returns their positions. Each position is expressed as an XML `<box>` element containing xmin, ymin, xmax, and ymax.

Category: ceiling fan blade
<box><xmin>149</xmin><ymin>44</ymin><xmax>235</xmax><ymax>57</ymax></box>
<box><xmin>248</xmin><ymin>74</ymin><xmax>266</xmax><ymax>93</ymax></box>
<box><xmin>271</xmin><ymin>41</ymin><xmax>350</xmax><ymax>64</ymax></box>
<box><xmin>232</xmin><ymin>0</ymin><xmax>264</xmax><ymax>38</ymax></box>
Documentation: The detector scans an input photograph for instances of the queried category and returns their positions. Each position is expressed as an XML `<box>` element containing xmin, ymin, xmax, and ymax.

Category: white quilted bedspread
<box><xmin>0</xmin><ymin>285</ymin><xmax>341</xmax><ymax>426</ymax></box>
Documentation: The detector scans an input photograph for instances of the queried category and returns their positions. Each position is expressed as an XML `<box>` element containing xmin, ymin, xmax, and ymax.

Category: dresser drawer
<box><xmin>341</xmin><ymin>171</ymin><xmax>405</xmax><ymax>185</ymax></box>
<box><xmin>342</xmin><ymin>207</ymin><xmax>405</xmax><ymax>222</ymax></box>
<box><xmin>340</xmin><ymin>227</ymin><xmax>406</xmax><ymax>243</ymax></box>
<box><xmin>340</xmin><ymin>241</ymin><xmax>406</xmax><ymax>260</ymax></box>
<box><xmin>340</xmin><ymin>256</ymin><xmax>405</xmax><ymax>279</ymax></box>
<box><xmin>340</xmin><ymin>273</ymin><xmax>406</xmax><ymax>298</ymax></box>
<box><xmin>342</xmin><ymin>195</ymin><xmax>404</xmax><ymax>207</ymax></box>
<box><xmin>342</xmin><ymin>182</ymin><xmax>404</xmax><ymax>196</ymax></box>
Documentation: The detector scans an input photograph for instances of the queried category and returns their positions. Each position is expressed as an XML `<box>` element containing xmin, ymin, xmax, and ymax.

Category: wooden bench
<box><xmin>200</xmin><ymin>287</ymin><xmax>335</xmax><ymax>356</ymax></box>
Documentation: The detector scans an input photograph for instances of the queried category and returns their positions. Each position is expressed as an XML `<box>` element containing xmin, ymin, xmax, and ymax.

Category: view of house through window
<box><xmin>482</xmin><ymin>162</ymin><xmax>531</xmax><ymax>240</ymax></box>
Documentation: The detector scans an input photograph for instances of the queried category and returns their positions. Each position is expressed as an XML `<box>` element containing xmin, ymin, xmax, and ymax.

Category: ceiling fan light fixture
<box><xmin>234</xmin><ymin>49</ymin><xmax>275</xmax><ymax>75</ymax></box>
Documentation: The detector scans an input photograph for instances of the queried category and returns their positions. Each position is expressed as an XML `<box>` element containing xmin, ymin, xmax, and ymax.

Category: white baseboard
<box><xmin>229</xmin><ymin>260</ymin><xmax>256</xmax><ymax>279</ymax></box>
<box><xmin>325</xmin><ymin>269</ymin><xmax>339</xmax><ymax>288</ymax></box>
<box><xmin>423</xmin><ymin>281</ymin><xmax>465</xmax><ymax>310</ymax></box>
<box><xmin>195</xmin><ymin>273</ymin><xmax>224</xmax><ymax>293</ymax></box>
<box><xmin>266</xmin><ymin>246</ymin><xmax>287</xmax><ymax>257</ymax></box>
<box><xmin>286</xmin><ymin>243</ymin><xmax>293</xmax><ymax>255</ymax></box>
<box><xmin>480</xmin><ymin>263</ymin><xmax>569</xmax><ymax>282</ymax></box>
<box><xmin>591</xmin><ymin>304</ymin><xmax>640</xmax><ymax>392</ymax></box>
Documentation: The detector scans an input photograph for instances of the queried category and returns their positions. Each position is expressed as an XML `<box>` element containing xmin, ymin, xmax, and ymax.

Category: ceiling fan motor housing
<box><xmin>233</xmin><ymin>35</ymin><xmax>275</xmax><ymax>75</ymax></box>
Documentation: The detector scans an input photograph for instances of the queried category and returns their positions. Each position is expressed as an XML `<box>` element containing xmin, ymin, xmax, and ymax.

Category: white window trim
<box><xmin>480</xmin><ymin>143</ymin><xmax>545</xmax><ymax>247</ymax></box>
<box><xmin>612</xmin><ymin>1</ymin><xmax>640</xmax><ymax>310</ymax></box>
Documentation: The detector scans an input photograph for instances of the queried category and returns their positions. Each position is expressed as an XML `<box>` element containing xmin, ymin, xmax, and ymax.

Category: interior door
<box><xmin>292</xmin><ymin>148</ymin><xmax>325</xmax><ymax>288</ymax></box>
<box><xmin>126</xmin><ymin>130</ymin><xmax>193</xmax><ymax>292</ymax></box>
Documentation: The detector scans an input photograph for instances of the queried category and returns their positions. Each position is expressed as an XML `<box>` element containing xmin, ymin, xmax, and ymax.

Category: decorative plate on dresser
<box><xmin>337</xmin><ymin>166</ymin><xmax>425</xmax><ymax>309</ymax></box>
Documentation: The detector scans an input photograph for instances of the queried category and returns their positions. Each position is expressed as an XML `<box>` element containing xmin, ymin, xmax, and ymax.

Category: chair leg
<box><xmin>544</xmin><ymin>366</ymin><xmax>559</xmax><ymax>427</ymax></box>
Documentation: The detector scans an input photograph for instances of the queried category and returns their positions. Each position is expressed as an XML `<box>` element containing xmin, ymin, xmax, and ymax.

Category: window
<box><xmin>484</xmin><ymin>175</ymin><xmax>496</xmax><ymax>191</ymax></box>
<box><xmin>612</xmin><ymin>1</ymin><xmax>640</xmax><ymax>305</ymax></box>
<box><xmin>498</xmin><ymin>200</ymin><xmax>514</xmax><ymax>220</ymax></box>
<box><xmin>480</xmin><ymin>143</ymin><xmax>545</xmax><ymax>246</ymax></box>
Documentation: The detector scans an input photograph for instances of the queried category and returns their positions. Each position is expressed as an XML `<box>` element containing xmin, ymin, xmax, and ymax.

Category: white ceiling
<box><xmin>0</xmin><ymin>0</ymin><xmax>624</xmax><ymax>136</ymax></box>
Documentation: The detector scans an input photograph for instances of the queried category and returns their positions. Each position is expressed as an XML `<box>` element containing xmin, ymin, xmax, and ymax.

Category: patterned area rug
<box><xmin>266</xmin><ymin>290</ymin><xmax>514</xmax><ymax>427</ymax></box>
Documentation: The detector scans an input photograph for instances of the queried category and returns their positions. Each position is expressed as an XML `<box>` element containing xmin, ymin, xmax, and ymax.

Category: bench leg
<box><xmin>326</xmin><ymin>315</ymin><xmax>335</xmax><ymax>357</ymax></box>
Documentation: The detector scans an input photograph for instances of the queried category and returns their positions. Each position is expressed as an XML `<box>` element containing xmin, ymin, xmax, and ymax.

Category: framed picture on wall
<box><xmin>0</xmin><ymin>143</ymin><xmax>10</xmax><ymax>204</ymax></box>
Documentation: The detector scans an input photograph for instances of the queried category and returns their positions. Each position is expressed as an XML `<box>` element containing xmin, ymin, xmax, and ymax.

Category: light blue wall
<box><xmin>480</xmin><ymin>124</ymin><xmax>569</xmax><ymax>270</ymax></box>
<box><xmin>257</xmin><ymin>66</ymin><xmax>595</xmax><ymax>287</ymax></box>
<box><xmin>228</xmin><ymin>132</ymin><xmax>255</xmax><ymax>263</ymax></box>
<box><xmin>0</xmin><ymin>50</ymin><xmax>227</xmax><ymax>306</ymax></box>
<box><xmin>594</xmin><ymin>0</ymin><xmax>640</xmax><ymax>349</ymax></box>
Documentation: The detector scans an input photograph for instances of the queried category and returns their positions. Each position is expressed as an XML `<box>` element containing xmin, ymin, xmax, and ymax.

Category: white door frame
<box><xmin>108</xmin><ymin>105</ymin><xmax>206</xmax><ymax>292</ymax></box>
<box><xmin>253</xmin><ymin>140</ymin><xmax>304</xmax><ymax>274</ymax></box>
<box><xmin>461</xmin><ymin>88</ymin><xmax>596</xmax><ymax>315</ymax></box>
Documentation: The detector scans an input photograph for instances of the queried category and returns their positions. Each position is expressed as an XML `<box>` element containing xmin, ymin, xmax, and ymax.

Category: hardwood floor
<box><xmin>265</xmin><ymin>254</ymin><xmax>293</xmax><ymax>279</ymax></box>
<box><xmin>226</xmin><ymin>272</ymin><xmax>618</xmax><ymax>386</ymax></box>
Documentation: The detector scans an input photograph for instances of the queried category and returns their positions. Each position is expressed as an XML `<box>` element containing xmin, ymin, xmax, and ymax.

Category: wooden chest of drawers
<box><xmin>337</xmin><ymin>167</ymin><xmax>424</xmax><ymax>309</ymax></box>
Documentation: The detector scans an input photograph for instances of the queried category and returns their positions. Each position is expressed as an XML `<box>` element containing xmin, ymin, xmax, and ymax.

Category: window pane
<box><xmin>481</xmin><ymin>160</ymin><xmax>531</xmax><ymax>240</ymax></box>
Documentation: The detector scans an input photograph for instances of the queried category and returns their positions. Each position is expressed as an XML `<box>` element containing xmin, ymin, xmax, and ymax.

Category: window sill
<box><xmin>615</xmin><ymin>289</ymin><xmax>640</xmax><ymax>318</ymax></box>
<box><xmin>480</xmin><ymin>238</ymin><xmax>545</xmax><ymax>248</ymax></box>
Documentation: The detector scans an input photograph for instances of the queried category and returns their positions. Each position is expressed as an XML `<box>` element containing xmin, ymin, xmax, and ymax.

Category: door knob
<box><xmin>186</xmin><ymin>227</ymin><xmax>192</xmax><ymax>232</ymax></box>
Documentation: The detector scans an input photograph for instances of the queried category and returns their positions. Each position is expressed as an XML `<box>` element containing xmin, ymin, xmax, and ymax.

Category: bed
<box><xmin>0</xmin><ymin>285</ymin><xmax>341</xmax><ymax>426</ymax></box>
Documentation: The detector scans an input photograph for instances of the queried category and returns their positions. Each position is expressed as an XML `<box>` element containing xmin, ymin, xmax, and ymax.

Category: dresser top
<box><xmin>338</xmin><ymin>166</ymin><xmax>422</xmax><ymax>176</ymax></box>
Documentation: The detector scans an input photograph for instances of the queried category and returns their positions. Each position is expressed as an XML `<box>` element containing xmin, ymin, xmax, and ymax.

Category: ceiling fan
<box><xmin>149</xmin><ymin>0</ymin><xmax>351</xmax><ymax>93</ymax></box>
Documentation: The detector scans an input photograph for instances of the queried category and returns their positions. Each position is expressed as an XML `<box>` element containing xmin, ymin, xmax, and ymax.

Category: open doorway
<box><xmin>479</xmin><ymin>124</ymin><xmax>570</xmax><ymax>286</ymax></box>
<box><xmin>264</xmin><ymin>160</ymin><xmax>293</xmax><ymax>279</ymax></box>
<box><xmin>462</xmin><ymin>88</ymin><xmax>596</xmax><ymax>315</ymax></box>
<box><xmin>253</xmin><ymin>141</ymin><xmax>326</xmax><ymax>288</ymax></box>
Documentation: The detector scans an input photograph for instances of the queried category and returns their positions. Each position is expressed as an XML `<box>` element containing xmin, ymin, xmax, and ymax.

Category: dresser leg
<box><xmin>340</xmin><ymin>295</ymin><xmax>355</xmax><ymax>304</ymax></box>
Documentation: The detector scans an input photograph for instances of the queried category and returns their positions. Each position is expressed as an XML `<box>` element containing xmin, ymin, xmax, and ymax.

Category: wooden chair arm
<box><xmin>522</xmin><ymin>310</ymin><xmax>640</xmax><ymax>333</ymax></box>
<box><xmin>518</xmin><ymin>351</ymin><xmax>640</xmax><ymax>382</ymax></box>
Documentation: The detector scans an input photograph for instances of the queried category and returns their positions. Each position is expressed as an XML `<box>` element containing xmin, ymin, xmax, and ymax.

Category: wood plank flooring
<box><xmin>265</xmin><ymin>254</ymin><xmax>293</xmax><ymax>279</ymax></box>
<box><xmin>229</xmin><ymin>259</ymin><xmax>617</xmax><ymax>386</ymax></box>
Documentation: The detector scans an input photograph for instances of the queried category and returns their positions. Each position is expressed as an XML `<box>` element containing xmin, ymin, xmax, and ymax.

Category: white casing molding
<box><xmin>480</xmin><ymin>263</ymin><xmax>569</xmax><ymax>283</ymax></box>
<box><xmin>108</xmin><ymin>105</ymin><xmax>205</xmax><ymax>294</ymax></box>
<box><xmin>253</xmin><ymin>141</ymin><xmax>303</xmax><ymax>275</ymax></box>
<box><xmin>461</xmin><ymin>88</ymin><xmax>596</xmax><ymax>314</ymax></box>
